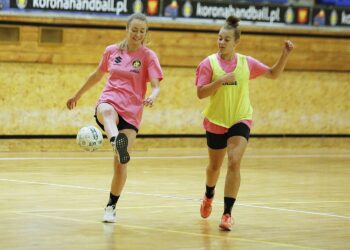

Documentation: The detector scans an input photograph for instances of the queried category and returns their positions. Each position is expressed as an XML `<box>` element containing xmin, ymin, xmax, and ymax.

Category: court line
<box><xmin>239</xmin><ymin>204</ymin><xmax>350</xmax><ymax>219</ymax></box>
<box><xmin>1</xmin><ymin>178</ymin><xmax>349</xmax><ymax>220</ymax></box>
<box><xmin>12</xmin><ymin>211</ymin><xmax>324</xmax><ymax>250</ymax></box>
<box><xmin>0</xmin><ymin>154</ymin><xmax>349</xmax><ymax>161</ymax></box>
<box><xmin>247</xmin><ymin>200</ymin><xmax>350</xmax><ymax>204</ymax></box>
<box><xmin>0</xmin><ymin>204</ymin><xmax>200</xmax><ymax>214</ymax></box>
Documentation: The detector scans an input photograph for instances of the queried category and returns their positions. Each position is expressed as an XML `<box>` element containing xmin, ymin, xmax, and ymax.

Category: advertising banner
<box><xmin>165</xmin><ymin>0</ymin><xmax>282</xmax><ymax>23</ymax></box>
<box><xmin>312</xmin><ymin>7</ymin><xmax>350</xmax><ymax>26</ymax></box>
<box><xmin>0</xmin><ymin>0</ymin><xmax>349</xmax><ymax>27</ymax></box>
<box><xmin>1</xmin><ymin>0</ymin><xmax>160</xmax><ymax>16</ymax></box>
<box><xmin>162</xmin><ymin>0</ymin><xmax>349</xmax><ymax>27</ymax></box>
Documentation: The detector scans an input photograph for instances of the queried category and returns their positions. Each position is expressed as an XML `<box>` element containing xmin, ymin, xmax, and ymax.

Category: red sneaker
<box><xmin>219</xmin><ymin>213</ymin><xmax>233</xmax><ymax>231</ymax></box>
<box><xmin>200</xmin><ymin>195</ymin><xmax>214</xmax><ymax>218</ymax></box>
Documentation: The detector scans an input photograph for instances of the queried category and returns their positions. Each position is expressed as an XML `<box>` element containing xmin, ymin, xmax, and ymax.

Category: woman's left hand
<box><xmin>283</xmin><ymin>40</ymin><xmax>294</xmax><ymax>54</ymax></box>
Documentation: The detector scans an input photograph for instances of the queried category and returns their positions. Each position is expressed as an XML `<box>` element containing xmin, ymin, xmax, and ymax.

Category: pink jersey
<box><xmin>195</xmin><ymin>53</ymin><xmax>269</xmax><ymax>134</ymax></box>
<box><xmin>97</xmin><ymin>44</ymin><xmax>163</xmax><ymax>129</ymax></box>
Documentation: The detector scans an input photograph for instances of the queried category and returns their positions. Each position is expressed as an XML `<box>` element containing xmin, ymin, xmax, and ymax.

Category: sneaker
<box><xmin>111</xmin><ymin>133</ymin><xmax>130</xmax><ymax>164</ymax></box>
<box><xmin>103</xmin><ymin>205</ymin><xmax>116</xmax><ymax>223</ymax></box>
<box><xmin>200</xmin><ymin>195</ymin><xmax>214</xmax><ymax>218</ymax></box>
<box><xmin>219</xmin><ymin>213</ymin><xmax>233</xmax><ymax>231</ymax></box>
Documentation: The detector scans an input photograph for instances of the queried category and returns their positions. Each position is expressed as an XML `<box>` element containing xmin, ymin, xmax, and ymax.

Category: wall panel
<box><xmin>0</xmin><ymin>17</ymin><xmax>349</xmax><ymax>135</ymax></box>
<box><xmin>0</xmin><ymin>25</ymin><xmax>349</xmax><ymax>71</ymax></box>
<box><xmin>0</xmin><ymin>62</ymin><xmax>348</xmax><ymax>135</ymax></box>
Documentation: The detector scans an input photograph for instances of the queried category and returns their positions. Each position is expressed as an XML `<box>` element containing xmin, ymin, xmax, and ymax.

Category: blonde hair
<box><xmin>118</xmin><ymin>13</ymin><xmax>149</xmax><ymax>51</ymax></box>
<box><xmin>223</xmin><ymin>16</ymin><xmax>241</xmax><ymax>41</ymax></box>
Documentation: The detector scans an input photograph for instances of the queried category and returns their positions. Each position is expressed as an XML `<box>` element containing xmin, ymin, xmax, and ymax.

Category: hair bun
<box><xmin>226</xmin><ymin>16</ymin><xmax>240</xmax><ymax>28</ymax></box>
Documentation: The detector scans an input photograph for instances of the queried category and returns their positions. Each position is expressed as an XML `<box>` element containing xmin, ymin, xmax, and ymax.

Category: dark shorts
<box><xmin>206</xmin><ymin>122</ymin><xmax>250</xmax><ymax>150</ymax></box>
<box><xmin>94</xmin><ymin>114</ymin><xmax>139</xmax><ymax>133</ymax></box>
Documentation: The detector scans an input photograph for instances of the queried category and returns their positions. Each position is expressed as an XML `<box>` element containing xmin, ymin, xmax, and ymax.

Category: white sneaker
<box><xmin>103</xmin><ymin>205</ymin><xmax>116</xmax><ymax>223</ymax></box>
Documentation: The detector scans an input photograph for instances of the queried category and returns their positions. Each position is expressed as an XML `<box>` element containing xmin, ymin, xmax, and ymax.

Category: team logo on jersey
<box><xmin>132</xmin><ymin>59</ymin><xmax>141</xmax><ymax>69</ymax></box>
<box><xmin>130</xmin><ymin>59</ymin><xmax>141</xmax><ymax>73</ymax></box>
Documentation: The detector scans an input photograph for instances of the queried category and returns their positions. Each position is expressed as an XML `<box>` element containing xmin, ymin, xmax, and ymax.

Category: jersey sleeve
<box><xmin>147</xmin><ymin>50</ymin><xmax>163</xmax><ymax>82</ymax></box>
<box><xmin>98</xmin><ymin>46</ymin><xmax>111</xmax><ymax>73</ymax></box>
<box><xmin>195</xmin><ymin>58</ymin><xmax>213</xmax><ymax>87</ymax></box>
<box><xmin>246</xmin><ymin>56</ymin><xmax>269</xmax><ymax>80</ymax></box>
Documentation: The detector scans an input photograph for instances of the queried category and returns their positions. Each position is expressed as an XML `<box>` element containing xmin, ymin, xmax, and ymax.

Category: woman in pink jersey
<box><xmin>66</xmin><ymin>13</ymin><xmax>163</xmax><ymax>223</ymax></box>
<box><xmin>196</xmin><ymin>16</ymin><xmax>293</xmax><ymax>231</ymax></box>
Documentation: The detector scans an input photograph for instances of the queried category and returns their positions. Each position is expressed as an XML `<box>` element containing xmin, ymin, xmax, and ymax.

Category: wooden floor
<box><xmin>0</xmin><ymin>138</ymin><xmax>349</xmax><ymax>250</ymax></box>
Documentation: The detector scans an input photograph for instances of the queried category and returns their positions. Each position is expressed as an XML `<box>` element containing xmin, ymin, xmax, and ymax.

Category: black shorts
<box><xmin>94</xmin><ymin>114</ymin><xmax>139</xmax><ymax>133</ymax></box>
<box><xmin>206</xmin><ymin>122</ymin><xmax>250</xmax><ymax>150</ymax></box>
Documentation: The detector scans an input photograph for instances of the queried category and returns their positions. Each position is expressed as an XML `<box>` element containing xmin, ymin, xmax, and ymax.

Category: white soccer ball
<box><xmin>76</xmin><ymin>126</ymin><xmax>103</xmax><ymax>152</ymax></box>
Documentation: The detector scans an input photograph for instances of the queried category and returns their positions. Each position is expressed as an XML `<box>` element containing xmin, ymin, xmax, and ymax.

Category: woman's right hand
<box><xmin>219</xmin><ymin>72</ymin><xmax>236</xmax><ymax>85</ymax></box>
<box><xmin>66</xmin><ymin>96</ymin><xmax>79</xmax><ymax>110</ymax></box>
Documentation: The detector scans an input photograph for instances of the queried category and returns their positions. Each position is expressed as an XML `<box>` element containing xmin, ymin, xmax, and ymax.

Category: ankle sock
<box><xmin>107</xmin><ymin>192</ymin><xmax>120</xmax><ymax>207</ymax></box>
<box><xmin>205</xmin><ymin>185</ymin><xmax>215</xmax><ymax>199</ymax></box>
<box><xmin>223</xmin><ymin>197</ymin><xmax>236</xmax><ymax>215</ymax></box>
<box><xmin>110</xmin><ymin>136</ymin><xmax>116</xmax><ymax>143</ymax></box>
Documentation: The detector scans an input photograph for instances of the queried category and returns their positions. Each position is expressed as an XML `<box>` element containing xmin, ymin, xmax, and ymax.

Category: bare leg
<box><xmin>217</xmin><ymin>136</ymin><xmax>248</xmax><ymax>230</ymax></box>
<box><xmin>200</xmin><ymin>146</ymin><xmax>226</xmax><ymax>218</ymax></box>
<box><xmin>99</xmin><ymin>121</ymin><xmax>137</xmax><ymax>223</ymax></box>
<box><xmin>224</xmin><ymin>136</ymin><xmax>248</xmax><ymax>198</ymax></box>
<box><xmin>96</xmin><ymin>103</ymin><xmax>119</xmax><ymax>140</ymax></box>
<box><xmin>96</xmin><ymin>103</ymin><xmax>130</xmax><ymax>163</ymax></box>
<box><xmin>110</xmin><ymin>129</ymin><xmax>137</xmax><ymax>196</ymax></box>
<box><xmin>206</xmin><ymin>147</ymin><xmax>226</xmax><ymax>187</ymax></box>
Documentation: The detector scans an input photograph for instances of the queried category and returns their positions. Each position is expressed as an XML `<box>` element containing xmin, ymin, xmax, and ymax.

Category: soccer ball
<box><xmin>76</xmin><ymin>126</ymin><xmax>103</xmax><ymax>152</ymax></box>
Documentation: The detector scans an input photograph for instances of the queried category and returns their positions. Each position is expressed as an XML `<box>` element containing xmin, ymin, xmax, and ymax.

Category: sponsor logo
<box><xmin>147</xmin><ymin>0</ymin><xmax>158</xmax><ymax>16</ymax></box>
<box><xmin>297</xmin><ymin>8</ymin><xmax>308</xmax><ymax>24</ymax></box>
<box><xmin>182</xmin><ymin>0</ymin><xmax>192</xmax><ymax>18</ymax></box>
<box><xmin>164</xmin><ymin>0</ymin><xmax>178</xmax><ymax>18</ymax></box>
<box><xmin>133</xmin><ymin>0</ymin><xmax>143</xmax><ymax>13</ymax></box>
<box><xmin>313</xmin><ymin>9</ymin><xmax>326</xmax><ymax>26</ymax></box>
<box><xmin>223</xmin><ymin>81</ymin><xmax>237</xmax><ymax>86</ymax></box>
<box><xmin>330</xmin><ymin>9</ymin><xmax>338</xmax><ymax>26</ymax></box>
<box><xmin>285</xmin><ymin>7</ymin><xmax>294</xmax><ymax>24</ymax></box>
<box><xmin>341</xmin><ymin>11</ymin><xmax>350</xmax><ymax>25</ymax></box>
<box><xmin>195</xmin><ymin>3</ymin><xmax>281</xmax><ymax>23</ymax></box>
<box><xmin>114</xmin><ymin>56</ymin><xmax>122</xmax><ymax>64</ymax></box>
<box><xmin>31</xmin><ymin>0</ymin><xmax>128</xmax><ymax>15</ymax></box>
<box><xmin>17</xmin><ymin>0</ymin><xmax>27</xmax><ymax>9</ymax></box>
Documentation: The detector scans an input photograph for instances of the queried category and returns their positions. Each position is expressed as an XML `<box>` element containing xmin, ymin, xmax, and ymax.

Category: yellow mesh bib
<box><xmin>202</xmin><ymin>53</ymin><xmax>252</xmax><ymax>128</ymax></box>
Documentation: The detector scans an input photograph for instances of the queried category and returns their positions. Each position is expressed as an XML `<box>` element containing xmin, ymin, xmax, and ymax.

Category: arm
<box><xmin>66</xmin><ymin>67</ymin><xmax>105</xmax><ymax>110</ymax></box>
<box><xmin>264</xmin><ymin>40</ymin><xmax>294</xmax><ymax>79</ymax></box>
<box><xmin>144</xmin><ymin>78</ymin><xmax>160</xmax><ymax>107</ymax></box>
<box><xmin>197</xmin><ymin>72</ymin><xmax>236</xmax><ymax>99</ymax></box>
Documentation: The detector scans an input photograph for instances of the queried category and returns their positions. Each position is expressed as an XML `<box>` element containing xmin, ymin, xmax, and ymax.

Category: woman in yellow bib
<box><xmin>195</xmin><ymin>15</ymin><xmax>294</xmax><ymax>231</ymax></box>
